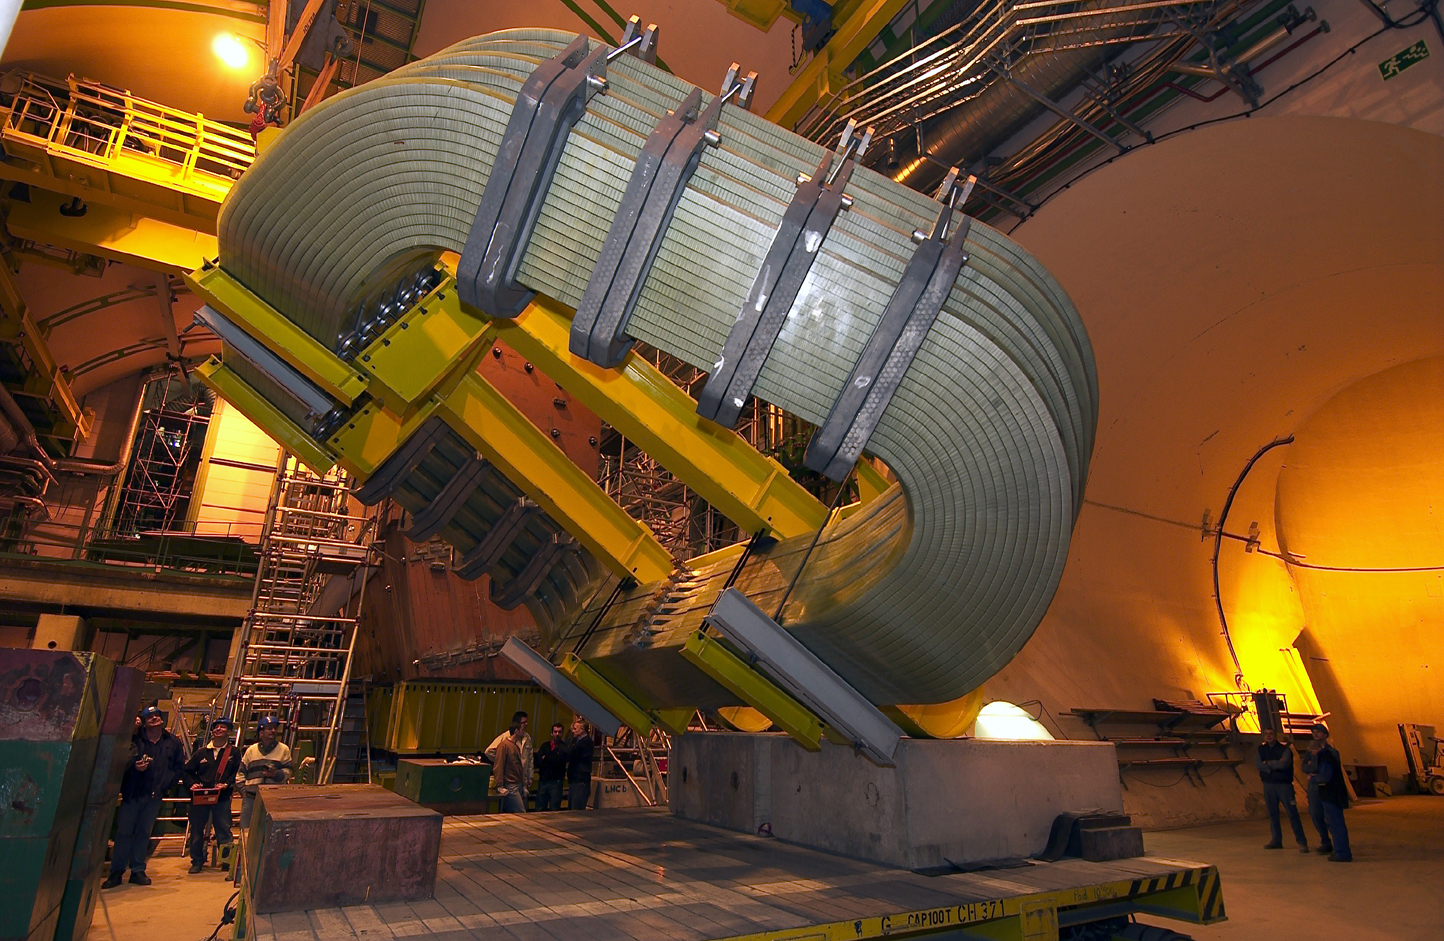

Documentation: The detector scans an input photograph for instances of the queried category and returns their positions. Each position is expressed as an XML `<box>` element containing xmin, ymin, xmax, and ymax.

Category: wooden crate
<box><xmin>244</xmin><ymin>785</ymin><xmax>441</xmax><ymax>914</ymax></box>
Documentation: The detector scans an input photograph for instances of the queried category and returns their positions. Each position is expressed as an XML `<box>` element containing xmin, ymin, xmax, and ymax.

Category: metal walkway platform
<box><xmin>246</xmin><ymin>808</ymin><xmax>1224</xmax><ymax>941</ymax></box>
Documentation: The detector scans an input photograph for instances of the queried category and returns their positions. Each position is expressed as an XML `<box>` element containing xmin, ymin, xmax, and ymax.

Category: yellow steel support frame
<box><xmin>765</xmin><ymin>0</ymin><xmax>915</xmax><ymax>133</ymax></box>
<box><xmin>437</xmin><ymin>372</ymin><xmax>675</xmax><ymax>584</ymax></box>
<box><xmin>195</xmin><ymin>357</ymin><xmax>335</xmax><ymax>473</ymax></box>
<box><xmin>681</xmin><ymin>629</ymin><xmax>825</xmax><ymax>750</ymax></box>
<box><xmin>188</xmin><ymin>267</ymin><xmax>674</xmax><ymax>585</ymax></box>
<box><xmin>185</xmin><ymin>265</ymin><xmax>370</xmax><ymax>406</ymax></box>
<box><xmin>557</xmin><ymin>653</ymin><xmax>694</xmax><ymax>736</ymax></box>
<box><xmin>7</xmin><ymin>190</ymin><xmax>217</xmax><ymax>274</ymax></box>
<box><xmin>498</xmin><ymin>297</ymin><xmax>829</xmax><ymax>539</ymax></box>
<box><xmin>0</xmin><ymin>261</ymin><xmax>93</xmax><ymax>443</ymax></box>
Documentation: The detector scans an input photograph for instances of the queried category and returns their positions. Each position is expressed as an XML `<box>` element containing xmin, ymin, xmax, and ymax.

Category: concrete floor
<box><xmin>94</xmin><ymin>797</ymin><xmax>1444</xmax><ymax>941</ymax></box>
<box><xmin>92</xmin><ymin>853</ymin><xmax>237</xmax><ymax>941</ymax></box>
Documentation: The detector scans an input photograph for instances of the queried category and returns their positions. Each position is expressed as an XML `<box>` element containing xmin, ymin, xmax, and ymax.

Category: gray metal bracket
<box><xmin>706</xmin><ymin>587</ymin><xmax>902</xmax><ymax>766</ymax></box>
<box><xmin>803</xmin><ymin>169</ymin><xmax>976</xmax><ymax>482</ymax></box>
<box><xmin>618</xmin><ymin>16</ymin><xmax>659</xmax><ymax>64</ymax></box>
<box><xmin>697</xmin><ymin>120</ymin><xmax>870</xmax><ymax>428</ymax></box>
<box><xmin>406</xmin><ymin>452</ymin><xmax>491</xmax><ymax>543</ymax></box>
<box><xmin>457</xmin><ymin>35</ymin><xmax>609</xmax><ymax>317</ymax></box>
<box><xmin>499</xmin><ymin>637</ymin><xmax>622</xmax><ymax>739</ymax></box>
<box><xmin>351</xmin><ymin>416</ymin><xmax>449</xmax><ymax>505</ymax></box>
<box><xmin>194</xmin><ymin>305</ymin><xmax>335</xmax><ymax>423</ymax></box>
<box><xmin>569</xmin><ymin>66</ymin><xmax>756</xmax><ymax>367</ymax></box>
<box><xmin>492</xmin><ymin>532</ymin><xmax>579</xmax><ymax>609</ymax></box>
<box><xmin>454</xmin><ymin>497</ymin><xmax>541</xmax><ymax>580</ymax></box>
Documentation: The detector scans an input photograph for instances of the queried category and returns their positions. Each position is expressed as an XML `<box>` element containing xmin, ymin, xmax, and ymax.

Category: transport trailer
<box><xmin>244</xmin><ymin>809</ymin><xmax>1225</xmax><ymax>941</ymax></box>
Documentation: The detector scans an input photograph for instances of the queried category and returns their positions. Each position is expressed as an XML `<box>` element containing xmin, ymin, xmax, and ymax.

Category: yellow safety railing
<box><xmin>0</xmin><ymin>72</ymin><xmax>255</xmax><ymax>227</ymax></box>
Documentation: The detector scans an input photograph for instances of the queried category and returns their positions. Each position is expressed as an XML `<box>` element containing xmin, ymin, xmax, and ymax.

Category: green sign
<box><xmin>1379</xmin><ymin>40</ymin><xmax>1429</xmax><ymax>80</ymax></box>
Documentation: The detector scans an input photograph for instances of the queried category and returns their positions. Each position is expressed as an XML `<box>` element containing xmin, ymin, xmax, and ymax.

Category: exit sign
<box><xmin>1379</xmin><ymin>40</ymin><xmax>1429</xmax><ymax>80</ymax></box>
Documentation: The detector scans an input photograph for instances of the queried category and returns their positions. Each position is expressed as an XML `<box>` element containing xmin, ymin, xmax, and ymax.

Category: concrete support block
<box><xmin>32</xmin><ymin>615</ymin><xmax>86</xmax><ymax>651</ymax></box>
<box><xmin>670</xmin><ymin>732</ymin><xmax>1123</xmax><ymax>869</ymax></box>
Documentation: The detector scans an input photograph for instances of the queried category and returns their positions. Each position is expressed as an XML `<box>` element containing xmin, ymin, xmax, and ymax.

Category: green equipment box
<box><xmin>394</xmin><ymin>759</ymin><xmax>492</xmax><ymax>812</ymax></box>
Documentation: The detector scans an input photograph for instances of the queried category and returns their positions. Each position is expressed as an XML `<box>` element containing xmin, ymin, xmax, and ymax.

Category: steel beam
<box><xmin>556</xmin><ymin>651</ymin><xmax>654</xmax><ymax>736</ymax></box>
<box><xmin>195</xmin><ymin>357</ymin><xmax>336</xmax><ymax>473</ymax></box>
<box><xmin>500</xmin><ymin>638</ymin><xmax>623</xmax><ymax>739</ymax></box>
<box><xmin>765</xmin><ymin>0</ymin><xmax>915</xmax><ymax>132</ymax></box>
<box><xmin>498</xmin><ymin>297</ymin><xmax>829</xmax><ymax>539</ymax></box>
<box><xmin>437</xmin><ymin>372</ymin><xmax>675</xmax><ymax>585</ymax></box>
<box><xmin>0</xmin><ymin>261</ymin><xmax>92</xmax><ymax>444</ymax></box>
<box><xmin>705</xmin><ymin>587</ymin><xmax>901</xmax><ymax>765</ymax></box>
<box><xmin>680</xmin><ymin>628</ymin><xmax>825</xmax><ymax>750</ymax></box>
<box><xmin>186</xmin><ymin>265</ymin><xmax>369</xmax><ymax>406</ymax></box>
<box><xmin>5</xmin><ymin>190</ymin><xmax>215</xmax><ymax>274</ymax></box>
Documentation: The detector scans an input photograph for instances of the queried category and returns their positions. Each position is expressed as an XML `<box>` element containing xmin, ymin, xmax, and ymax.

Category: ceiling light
<box><xmin>213</xmin><ymin>34</ymin><xmax>250</xmax><ymax>70</ymax></box>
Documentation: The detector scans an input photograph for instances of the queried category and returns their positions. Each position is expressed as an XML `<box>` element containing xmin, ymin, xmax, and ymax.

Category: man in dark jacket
<box><xmin>1308</xmin><ymin>724</ymin><xmax>1352</xmax><ymax>861</ymax></box>
<box><xmin>104</xmin><ymin>706</ymin><xmax>184</xmax><ymax>887</ymax></box>
<box><xmin>534</xmin><ymin>722</ymin><xmax>569</xmax><ymax>811</ymax></box>
<box><xmin>183</xmin><ymin>716</ymin><xmax>242</xmax><ymax>873</ymax></box>
<box><xmin>1256</xmin><ymin>727</ymin><xmax>1308</xmax><ymax>851</ymax></box>
<box><xmin>567</xmin><ymin>716</ymin><xmax>594</xmax><ymax>811</ymax></box>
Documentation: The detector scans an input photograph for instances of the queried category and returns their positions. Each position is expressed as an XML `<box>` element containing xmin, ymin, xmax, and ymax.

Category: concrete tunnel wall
<box><xmin>976</xmin><ymin>115</ymin><xmax>1442</xmax><ymax>790</ymax></box>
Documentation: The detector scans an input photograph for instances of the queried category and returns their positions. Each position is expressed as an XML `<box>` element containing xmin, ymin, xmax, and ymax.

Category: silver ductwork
<box><xmin>894</xmin><ymin>0</ymin><xmax>1163</xmax><ymax>193</ymax></box>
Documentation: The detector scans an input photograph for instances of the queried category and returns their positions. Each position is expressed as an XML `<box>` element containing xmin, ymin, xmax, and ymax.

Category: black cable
<box><xmin>200</xmin><ymin>891</ymin><xmax>241</xmax><ymax>941</ymax></box>
<box><xmin>1211</xmin><ymin>437</ymin><xmax>1294</xmax><ymax>689</ymax></box>
<box><xmin>1007</xmin><ymin>17</ymin><xmax>1410</xmax><ymax>236</ymax></box>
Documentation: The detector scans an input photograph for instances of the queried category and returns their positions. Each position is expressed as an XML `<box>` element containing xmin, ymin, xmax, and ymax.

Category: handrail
<box><xmin>0</xmin><ymin>71</ymin><xmax>256</xmax><ymax>198</ymax></box>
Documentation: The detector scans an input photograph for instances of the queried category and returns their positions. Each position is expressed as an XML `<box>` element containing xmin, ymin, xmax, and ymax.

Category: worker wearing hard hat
<box><xmin>104</xmin><ymin>706</ymin><xmax>184</xmax><ymax>888</ymax></box>
<box><xmin>237</xmin><ymin>716</ymin><xmax>294</xmax><ymax>828</ymax></box>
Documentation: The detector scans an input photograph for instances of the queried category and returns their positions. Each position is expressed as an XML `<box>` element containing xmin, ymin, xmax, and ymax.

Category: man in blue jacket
<box><xmin>1308</xmin><ymin>724</ymin><xmax>1352</xmax><ymax>862</ymax></box>
<box><xmin>104</xmin><ymin>706</ymin><xmax>184</xmax><ymax>887</ymax></box>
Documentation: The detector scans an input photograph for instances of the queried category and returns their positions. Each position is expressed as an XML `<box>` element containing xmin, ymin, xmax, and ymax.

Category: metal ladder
<box><xmin>221</xmin><ymin>454</ymin><xmax>374</xmax><ymax>784</ymax></box>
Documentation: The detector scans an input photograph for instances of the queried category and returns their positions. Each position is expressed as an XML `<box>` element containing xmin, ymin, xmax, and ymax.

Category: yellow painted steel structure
<box><xmin>764</xmin><ymin>0</ymin><xmax>916</xmax><ymax>133</ymax></box>
<box><xmin>0</xmin><ymin>261</ymin><xmax>93</xmax><ymax>445</ymax></box>
<box><xmin>7</xmin><ymin>190</ymin><xmax>217</xmax><ymax>274</ymax></box>
<box><xmin>497</xmin><ymin>298</ymin><xmax>828</xmax><ymax>539</ymax></box>
<box><xmin>368</xmin><ymin>680</ymin><xmax>573</xmax><ymax>755</ymax></box>
<box><xmin>0</xmin><ymin>72</ymin><xmax>253</xmax><ymax>234</ymax></box>
<box><xmin>188</xmin><ymin>263</ymin><xmax>676</xmax><ymax>586</ymax></box>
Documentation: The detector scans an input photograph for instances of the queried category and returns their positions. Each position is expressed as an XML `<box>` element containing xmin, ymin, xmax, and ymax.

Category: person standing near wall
<box><xmin>567</xmin><ymin>716</ymin><xmax>594</xmax><ymax>811</ymax></box>
<box><xmin>104</xmin><ymin>706</ymin><xmax>184</xmax><ymax>888</ymax></box>
<box><xmin>1308</xmin><ymin>723</ymin><xmax>1352</xmax><ymax>861</ymax></box>
<box><xmin>494</xmin><ymin>722</ymin><xmax>528</xmax><ymax>813</ymax></box>
<box><xmin>238</xmin><ymin>716</ymin><xmax>293</xmax><ymax>828</ymax></box>
<box><xmin>486</xmin><ymin>710</ymin><xmax>533</xmax><ymax>790</ymax></box>
<box><xmin>1255</xmin><ymin>727</ymin><xmax>1309</xmax><ymax>852</ymax></box>
<box><xmin>534</xmin><ymin>722</ymin><xmax>569</xmax><ymax>811</ymax></box>
<box><xmin>1300</xmin><ymin>737</ymin><xmax>1332</xmax><ymax>854</ymax></box>
<box><xmin>183</xmin><ymin>716</ymin><xmax>242</xmax><ymax>873</ymax></box>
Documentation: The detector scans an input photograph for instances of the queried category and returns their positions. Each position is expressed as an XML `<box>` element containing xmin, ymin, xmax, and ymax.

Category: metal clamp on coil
<box><xmin>457</xmin><ymin>35</ymin><xmax>608</xmax><ymax>317</ymax></box>
<box><xmin>803</xmin><ymin>168</ymin><xmax>977</xmax><ymax>482</ymax></box>
<box><xmin>570</xmin><ymin>64</ymin><xmax>756</xmax><ymax>367</ymax></box>
<box><xmin>697</xmin><ymin>120</ymin><xmax>870</xmax><ymax>428</ymax></box>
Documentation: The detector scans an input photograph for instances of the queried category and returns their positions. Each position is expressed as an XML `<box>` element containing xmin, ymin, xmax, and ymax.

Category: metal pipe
<box><xmin>52</xmin><ymin>376</ymin><xmax>147</xmax><ymax>476</ymax></box>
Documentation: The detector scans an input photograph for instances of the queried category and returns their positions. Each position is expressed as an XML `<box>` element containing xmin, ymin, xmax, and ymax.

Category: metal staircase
<box><xmin>222</xmin><ymin>455</ymin><xmax>374</xmax><ymax>784</ymax></box>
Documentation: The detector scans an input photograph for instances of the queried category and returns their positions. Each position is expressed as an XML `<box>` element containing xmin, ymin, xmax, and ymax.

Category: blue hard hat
<box><xmin>257</xmin><ymin>716</ymin><xmax>281</xmax><ymax>729</ymax></box>
<box><xmin>138</xmin><ymin>706</ymin><xmax>163</xmax><ymax>721</ymax></box>
<box><xmin>210</xmin><ymin>716</ymin><xmax>233</xmax><ymax>730</ymax></box>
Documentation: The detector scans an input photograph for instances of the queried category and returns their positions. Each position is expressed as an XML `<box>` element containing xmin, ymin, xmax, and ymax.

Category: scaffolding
<box><xmin>222</xmin><ymin>455</ymin><xmax>374</xmax><ymax>784</ymax></box>
<box><xmin>111</xmin><ymin>374</ymin><xmax>213</xmax><ymax>537</ymax></box>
